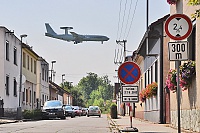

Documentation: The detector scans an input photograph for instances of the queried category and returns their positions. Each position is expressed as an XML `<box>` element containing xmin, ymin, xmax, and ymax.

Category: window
<box><xmin>23</xmin><ymin>52</ymin><xmax>26</xmax><ymax>68</ymax></box>
<box><xmin>22</xmin><ymin>88</ymin><xmax>25</xmax><ymax>102</ymax></box>
<box><xmin>13</xmin><ymin>78</ymin><xmax>17</xmax><ymax>96</ymax></box>
<box><xmin>42</xmin><ymin>68</ymin><xmax>44</xmax><ymax>80</ymax></box>
<box><xmin>34</xmin><ymin>60</ymin><xmax>36</xmax><ymax>74</ymax></box>
<box><xmin>14</xmin><ymin>47</ymin><xmax>17</xmax><ymax>65</ymax></box>
<box><xmin>148</xmin><ymin>69</ymin><xmax>150</xmax><ymax>84</ymax></box>
<box><xmin>27</xmin><ymin>55</ymin><xmax>29</xmax><ymax>70</ymax></box>
<box><xmin>144</xmin><ymin>73</ymin><xmax>147</xmax><ymax>87</ymax></box>
<box><xmin>151</xmin><ymin>66</ymin><xmax>153</xmax><ymax>82</ymax></box>
<box><xmin>42</xmin><ymin>94</ymin><xmax>44</xmax><ymax>105</ymax></box>
<box><xmin>26</xmin><ymin>89</ymin><xmax>28</xmax><ymax>103</ymax></box>
<box><xmin>30</xmin><ymin>90</ymin><xmax>32</xmax><ymax>104</ymax></box>
<box><xmin>6</xmin><ymin>75</ymin><xmax>9</xmax><ymax>95</ymax></box>
<box><xmin>188</xmin><ymin>26</ymin><xmax>196</xmax><ymax>60</ymax></box>
<box><xmin>6</xmin><ymin>41</ymin><xmax>9</xmax><ymax>61</ymax></box>
<box><xmin>155</xmin><ymin>61</ymin><xmax>158</xmax><ymax>82</ymax></box>
<box><xmin>31</xmin><ymin>58</ymin><xmax>33</xmax><ymax>72</ymax></box>
<box><xmin>34</xmin><ymin>91</ymin><xmax>36</xmax><ymax>103</ymax></box>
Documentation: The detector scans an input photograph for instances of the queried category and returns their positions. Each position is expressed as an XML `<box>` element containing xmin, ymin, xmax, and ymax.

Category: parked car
<box><xmin>64</xmin><ymin>105</ymin><xmax>75</xmax><ymax>118</ymax></box>
<box><xmin>72</xmin><ymin>106</ymin><xmax>82</xmax><ymax>116</ymax></box>
<box><xmin>41</xmin><ymin>100</ymin><xmax>65</xmax><ymax>119</ymax></box>
<box><xmin>87</xmin><ymin>106</ymin><xmax>101</xmax><ymax>117</ymax></box>
<box><xmin>81</xmin><ymin>108</ymin><xmax>88</xmax><ymax>116</ymax></box>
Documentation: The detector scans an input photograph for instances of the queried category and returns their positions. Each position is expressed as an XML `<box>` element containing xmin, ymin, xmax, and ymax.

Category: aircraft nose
<box><xmin>106</xmin><ymin>37</ymin><xmax>109</xmax><ymax>41</ymax></box>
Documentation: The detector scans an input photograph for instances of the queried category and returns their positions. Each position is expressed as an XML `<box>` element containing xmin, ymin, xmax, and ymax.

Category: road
<box><xmin>0</xmin><ymin>114</ymin><xmax>111</xmax><ymax>133</ymax></box>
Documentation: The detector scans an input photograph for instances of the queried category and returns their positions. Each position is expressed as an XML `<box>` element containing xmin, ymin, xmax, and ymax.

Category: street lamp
<box><xmin>50</xmin><ymin>61</ymin><xmax>56</xmax><ymax>81</ymax></box>
<box><xmin>62</xmin><ymin>74</ymin><xmax>65</xmax><ymax>85</ymax></box>
<box><xmin>17</xmin><ymin>34</ymin><xmax>27</xmax><ymax>120</ymax></box>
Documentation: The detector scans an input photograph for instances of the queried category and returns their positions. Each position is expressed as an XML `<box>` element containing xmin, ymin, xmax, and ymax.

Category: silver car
<box><xmin>87</xmin><ymin>106</ymin><xmax>101</xmax><ymax>117</ymax></box>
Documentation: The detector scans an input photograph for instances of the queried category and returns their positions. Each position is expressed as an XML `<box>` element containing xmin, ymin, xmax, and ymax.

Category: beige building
<box><xmin>21</xmin><ymin>43</ymin><xmax>39</xmax><ymax>110</ymax></box>
<box><xmin>169</xmin><ymin>0</ymin><xmax>200</xmax><ymax>132</ymax></box>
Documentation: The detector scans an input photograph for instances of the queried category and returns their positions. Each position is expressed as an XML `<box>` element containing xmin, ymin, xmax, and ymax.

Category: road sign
<box><xmin>165</xmin><ymin>14</ymin><xmax>192</xmax><ymax>40</ymax></box>
<box><xmin>118</xmin><ymin>62</ymin><xmax>141</xmax><ymax>84</ymax></box>
<box><xmin>168</xmin><ymin>41</ymin><xmax>189</xmax><ymax>61</ymax></box>
<box><xmin>122</xmin><ymin>86</ymin><xmax>139</xmax><ymax>103</ymax></box>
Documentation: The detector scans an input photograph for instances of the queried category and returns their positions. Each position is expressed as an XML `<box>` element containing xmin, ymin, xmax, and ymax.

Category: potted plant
<box><xmin>167</xmin><ymin>0</ymin><xmax>178</xmax><ymax>5</ymax></box>
<box><xmin>180</xmin><ymin>60</ymin><xmax>196</xmax><ymax>90</ymax></box>
<box><xmin>165</xmin><ymin>69</ymin><xmax>177</xmax><ymax>93</ymax></box>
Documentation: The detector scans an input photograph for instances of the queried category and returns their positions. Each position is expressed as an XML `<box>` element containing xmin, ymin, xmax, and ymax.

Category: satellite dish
<box><xmin>16</xmin><ymin>75</ymin><xmax>26</xmax><ymax>84</ymax></box>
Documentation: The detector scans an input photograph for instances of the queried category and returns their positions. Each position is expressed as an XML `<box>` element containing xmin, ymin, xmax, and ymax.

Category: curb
<box><xmin>0</xmin><ymin>120</ymin><xmax>19</xmax><ymax>124</ymax></box>
<box><xmin>107</xmin><ymin>114</ymin><xmax>121</xmax><ymax>133</ymax></box>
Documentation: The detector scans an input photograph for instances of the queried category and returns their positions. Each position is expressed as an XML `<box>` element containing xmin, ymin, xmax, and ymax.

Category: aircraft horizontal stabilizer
<box><xmin>60</xmin><ymin>27</ymin><xmax>73</xmax><ymax>30</ymax></box>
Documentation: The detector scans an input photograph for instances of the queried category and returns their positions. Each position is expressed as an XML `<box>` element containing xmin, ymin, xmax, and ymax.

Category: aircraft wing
<box><xmin>70</xmin><ymin>32</ymin><xmax>85</xmax><ymax>40</ymax></box>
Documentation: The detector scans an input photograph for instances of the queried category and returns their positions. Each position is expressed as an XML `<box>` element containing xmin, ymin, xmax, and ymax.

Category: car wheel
<box><xmin>99</xmin><ymin>115</ymin><xmax>101</xmax><ymax>117</ymax></box>
<box><xmin>87</xmin><ymin>115</ymin><xmax>89</xmax><ymax>117</ymax></box>
<box><xmin>61</xmin><ymin>116</ymin><xmax>66</xmax><ymax>120</ymax></box>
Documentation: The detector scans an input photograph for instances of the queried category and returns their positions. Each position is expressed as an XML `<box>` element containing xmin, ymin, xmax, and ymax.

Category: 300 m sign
<box><xmin>168</xmin><ymin>41</ymin><xmax>188</xmax><ymax>61</ymax></box>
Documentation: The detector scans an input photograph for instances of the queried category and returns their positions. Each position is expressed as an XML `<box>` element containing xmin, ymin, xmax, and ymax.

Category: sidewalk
<box><xmin>0</xmin><ymin>117</ymin><xmax>19</xmax><ymax>124</ymax></box>
<box><xmin>109</xmin><ymin>115</ymin><xmax>187</xmax><ymax>133</ymax></box>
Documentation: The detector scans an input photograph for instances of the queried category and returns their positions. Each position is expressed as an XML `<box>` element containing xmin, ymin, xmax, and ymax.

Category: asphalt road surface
<box><xmin>0</xmin><ymin>114</ymin><xmax>111</xmax><ymax>133</ymax></box>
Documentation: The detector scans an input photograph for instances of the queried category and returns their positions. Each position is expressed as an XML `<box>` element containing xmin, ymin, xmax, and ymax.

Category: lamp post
<box><xmin>17</xmin><ymin>34</ymin><xmax>27</xmax><ymax>120</ymax></box>
<box><xmin>62</xmin><ymin>74</ymin><xmax>65</xmax><ymax>86</ymax></box>
<box><xmin>50</xmin><ymin>61</ymin><xmax>56</xmax><ymax>81</ymax></box>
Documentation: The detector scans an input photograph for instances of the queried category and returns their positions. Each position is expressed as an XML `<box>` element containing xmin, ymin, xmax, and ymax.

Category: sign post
<box><xmin>165</xmin><ymin>14</ymin><xmax>192</xmax><ymax>133</ymax></box>
<box><xmin>118</xmin><ymin>62</ymin><xmax>140</xmax><ymax>132</ymax></box>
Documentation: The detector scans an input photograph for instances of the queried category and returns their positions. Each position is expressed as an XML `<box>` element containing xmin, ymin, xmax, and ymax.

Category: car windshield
<box><xmin>73</xmin><ymin>106</ymin><xmax>79</xmax><ymax>110</ymax></box>
<box><xmin>89</xmin><ymin>106</ymin><xmax>99</xmax><ymax>110</ymax></box>
<box><xmin>44</xmin><ymin>101</ymin><xmax>62</xmax><ymax>107</ymax></box>
<box><xmin>65</xmin><ymin>106</ymin><xmax>72</xmax><ymax>110</ymax></box>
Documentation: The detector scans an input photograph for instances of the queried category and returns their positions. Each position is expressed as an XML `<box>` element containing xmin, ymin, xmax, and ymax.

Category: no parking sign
<box><xmin>118</xmin><ymin>62</ymin><xmax>141</xmax><ymax>85</ymax></box>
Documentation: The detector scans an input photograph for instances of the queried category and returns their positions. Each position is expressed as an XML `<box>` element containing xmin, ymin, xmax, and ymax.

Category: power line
<box><xmin>125</xmin><ymin>0</ymin><xmax>139</xmax><ymax>39</ymax></box>
<box><xmin>123</xmin><ymin>0</ymin><xmax>133</xmax><ymax>39</ymax></box>
<box><xmin>116</xmin><ymin>0</ymin><xmax>123</xmax><ymax>39</ymax></box>
<box><xmin>119</xmin><ymin>0</ymin><xmax>128</xmax><ymax>40</ymax></box>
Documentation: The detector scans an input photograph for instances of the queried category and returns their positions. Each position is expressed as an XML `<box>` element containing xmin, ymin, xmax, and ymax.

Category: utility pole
<box><xmin>116</xmin><ymin>39</ymin><xmax>127</xmax><ymax>116</ymax></box>
<box><xmin>116</xmin><ymin>40</ymin><xmax>127</xmax><ymax>61</ymax></box>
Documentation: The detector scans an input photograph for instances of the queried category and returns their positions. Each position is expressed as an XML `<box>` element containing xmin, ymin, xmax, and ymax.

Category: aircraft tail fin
<box><xmin>45</xmin><ymin>23</ymin><xmax>57</xmax><ymax>35</ymax></box>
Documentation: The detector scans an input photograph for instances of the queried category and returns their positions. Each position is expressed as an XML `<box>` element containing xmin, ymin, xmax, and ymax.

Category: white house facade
<box><xmin>36</xmin><ymin>57</ymin><xmax>49</xmax><ymax>108</ymax></box>
<box><xmin>0</xmin><ymin>27</ymin><xmax>21</xmax><ymax>116</ymax></box>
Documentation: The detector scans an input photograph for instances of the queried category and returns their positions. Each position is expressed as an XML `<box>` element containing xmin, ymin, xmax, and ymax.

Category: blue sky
<box><xmin>0</xmin><ymin>0</ymin><xmax>169</xmax><ymax>85</ymax></box>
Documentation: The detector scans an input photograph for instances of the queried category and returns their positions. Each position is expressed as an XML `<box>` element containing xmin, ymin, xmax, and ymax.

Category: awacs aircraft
<box><xmin>45</xmin><ymin>23</ymin><xmax>109</xmax><ymax>44</ymax></box>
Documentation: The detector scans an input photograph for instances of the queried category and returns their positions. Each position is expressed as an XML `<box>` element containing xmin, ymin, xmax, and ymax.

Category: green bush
<box><xmin>22</xmin><ymin>109</ymin><xmax>42</xmax><ymax>120</ymax></box>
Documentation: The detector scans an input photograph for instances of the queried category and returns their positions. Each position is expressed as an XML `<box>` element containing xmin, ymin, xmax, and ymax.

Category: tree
<box><xmin>78</xmin><ymin>72</ymin><xmax>100</xmax><ymax>101</ymax></box>
<box><xmin>77</xmin><ymin>72</ymin><xmax>114</xmax><ymax>108</ymax></box>
<box><xmin>71</xmin><ymin>86</ymin><xmax>84</xmax><ymax>107</ymax></box>
<box><xmin>61</xmin><ymin>81</ymin><xmax>73</xmax><ymax>93</ymax></box>
<box><xmin>188</xmin><ymin>0</ymin><xmax>200</xmax><ymax>18</ymax></box>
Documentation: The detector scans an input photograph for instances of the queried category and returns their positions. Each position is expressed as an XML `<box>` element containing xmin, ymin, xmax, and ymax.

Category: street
<box><xmin>0</xmin><ymin>114</ymin><xmax>111</xmax><ymax>133</ymax></box>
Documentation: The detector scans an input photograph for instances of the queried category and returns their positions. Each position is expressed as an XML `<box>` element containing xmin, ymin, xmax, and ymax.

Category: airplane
<box><xmin>45</xmin><ymin>23</ymin><xmax>109</xmax><ymax>44</ymax></box>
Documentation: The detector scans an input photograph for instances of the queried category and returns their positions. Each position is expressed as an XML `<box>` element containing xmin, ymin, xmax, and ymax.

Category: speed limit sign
<box><xmin>165</xmin><ymin>14</ymin><xmax>192</xmax><ymax>40</ymax></box>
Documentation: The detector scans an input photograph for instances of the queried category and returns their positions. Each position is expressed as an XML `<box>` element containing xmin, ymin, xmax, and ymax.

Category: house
<box><xmin>49</xmin><ymin>81</ymin><xmax>73</xmax><ymax>105</ymax></box>
<box><xmin>49</xmin><ymin>81</ymin><xmax>59</xmax><ymax>101</ymax></box>
<box><xmin>133</xmin><ymin>14</ymin><xmax>170</xmax><ymax>123</ymax></box>
<box><xmin>0</xmin><ymin>27</ymin><xmax>21</xmax><ymax>117</ymax></box>
<box><xmin>0</xmin><ymin>25</ymin><xmax>74</xmax><ymax>118</ymax></box>
<box><xmin>21</xmin><ymin>43</ymin><xmax>39</xmax><ymax>110</ymax></box>
<box><xmin>36</xmin><ymin>57</ymin><xmax>49</xmax><ymax>109</ymax></box>
<box><xmin>169</xmin><ymin>0</ymin><xmax>199</xmax><ymax>131</ymax></box>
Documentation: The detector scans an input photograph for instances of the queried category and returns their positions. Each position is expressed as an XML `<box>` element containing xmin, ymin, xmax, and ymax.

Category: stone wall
<box><xmin>171</xmin><ymin>109</ymin><xmax>200</xmax><ymax>132</ymax></box>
